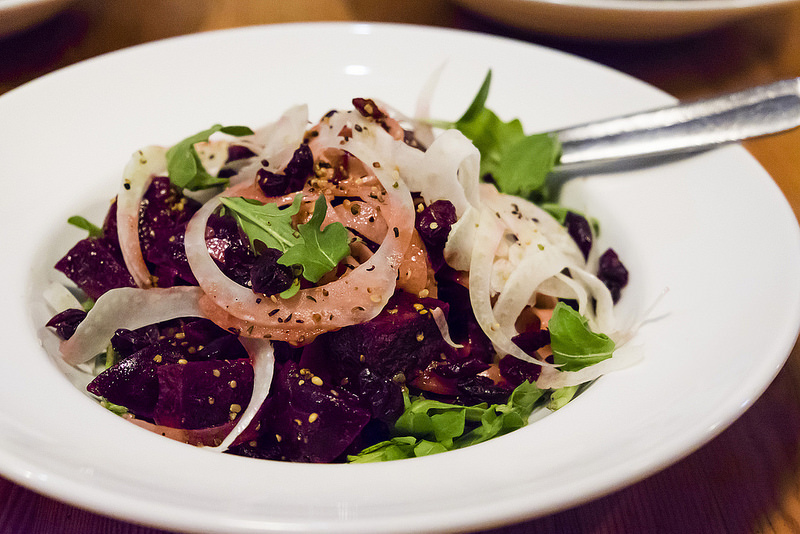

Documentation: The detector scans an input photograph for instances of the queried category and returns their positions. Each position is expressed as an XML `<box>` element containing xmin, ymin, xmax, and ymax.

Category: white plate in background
<box><xmin>452</xmin><ymin>0</ymin><xmax>800</xmax><ymax>40</ymax></box>
<box><xmin>0</xmin><ymin>0</ymin><xmax>73</xmax><ymax>38</ymax></box>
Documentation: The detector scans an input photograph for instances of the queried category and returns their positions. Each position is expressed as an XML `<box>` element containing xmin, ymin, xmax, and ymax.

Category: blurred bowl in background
<box><xmin>0</xmin><ymin>0</ymin><xmax>74</xmax><ymax>38</ymax></box>
<box><xmin>451</xmin><ymin>0</ymin><xmax>800</xmax><ymax>40</ymax></box>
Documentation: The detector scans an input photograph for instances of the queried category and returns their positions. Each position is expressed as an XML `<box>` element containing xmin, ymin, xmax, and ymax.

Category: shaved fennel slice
<box><xmin>537</xmin><ymin>341</ymin><xmax>643</xmax><ymax>389</ymax></box>
<box><xmin>206</xmin><ymin>337</ymin><xmax>275</xmax><ymax>452</ymax></box>
<box><xmin>60</xmin><ymin>286</ymin><xmax>205</xmax><ymax>366</ymax></box>
<box><xmin>43</xmin><ymin>282</ymin><xmax>82</xmax><ymax>314</ymax></box>
<box><xmin>431</xmin><ymin>306</ymin><xmax>463</xmax><ymax>349</ymax></box>
<box><xmin>230</xmin><ymin>104</ymin><xmax>309</xmax><ymax>186</ymax></box>
<box><xmin>117</xmin><ymin>145</ymin><xmax>167</xmax><ymax>288</ymax></box>
<box><xmin>443</xmin><ymin>205</ymin><xmax>480</xmax><ymax>272</ymax></box>
<box><xmin>397</xmin><ymin>128</ymin><xmax>480</xmax><ymax>217</ymax></box>
<box><xmin>492</xmin><ymin>242</ymin><xmax>568</xmax><ymax>340</ymax></box>
<box><xmin>468</xmin><ymin>208</ymin><xmax>552</xmax><ymax>366</ymax></box>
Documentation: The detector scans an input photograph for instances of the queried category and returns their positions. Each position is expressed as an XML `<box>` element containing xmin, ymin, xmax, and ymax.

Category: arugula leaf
<box><xmin>220</xmin><ymin>194</ymin><xmax>351</xmax><ymax>289</ymax></box>
<box><xmin>219</xmin><ymin>194</ymin><xmax>303</xmax><ymax>252</ymax></box>
<box><xmin>166</xmin><ymin>124</ymin><xmax>254</xmax><ymax>190</ymax></box>
<box><xmin>277</xmin><ymin>196</ymin><xmax>350</xmax><ymax>283</ymax></box>
<box><xmin>67</xmin><ymin>215</ymin><xmax>103</xmax><ymax>238</ymax></box>
<box><xmin>548</xmin><ymin>302</ymin><xmax>615</xmax><ymax>371</ymax></box>
<box><xmin>446</xmin><ymin>70</ymin><xmax>561</xmax><ymax>202</ymax></box>
<box><xmin>347</xmin><ymin>436</ymin><xmax>418</xmax><ymax>463</ymax></box>
<box><xmin>347</xmin><ymin>381</ymin><xmax>543</xmax><ymax>463</ymax></box>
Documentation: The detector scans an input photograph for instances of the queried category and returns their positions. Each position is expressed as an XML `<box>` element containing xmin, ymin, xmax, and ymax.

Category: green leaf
<box><xmin>166</xmin><ymin>124</ymin><xmax>254</xmax><ymax>190</ymax></box>
<box><xmin>448</xmin><ymin>72</ymin><xmax>561</xmax><ymax>202</ymax></box>
<box><xmin>219</xmin><ymin>194</ymin><xmax>303</xmax><ymax>252</ymax></box>
<box><xmin>278</xmin><ymin>196</ymin><xmax>351</xmax><ymax>283</ymax></box>
<box><xmin>413</xmin><ymin>440</ymin><xmax>449</xmax><ymax>457</ymax></box>
<box><xmin>347</xmin><ymin>436</ymin><xmax>418</xmax><ymax>463</ymax></box>
<box><xmin>348</xmin><ymin>381</ymin><xmax>545</xmax><ymax>463</ymax></box>
<box><xmin>67</xmin><ymin>215</ymin><xmax>103</xmax><ymax>238</ymax></box>
<box><xmin>548</xmin><ymin>385</ymin><xmax>579</xmax><ymax>410</ymax></box>
<box><xmin>456</xmin><ymin>69</ymin><xmax>492</xmax><ymax>124</ymax></box>
<box><xmin>548</xmin><ymin>302</ymin><xmax>615</xmax><ymax>371</ymax></box>
<box><xmin>100</xmin><ymin>399</ymin><xmax>129</xmax><ymax>416</ymax></box>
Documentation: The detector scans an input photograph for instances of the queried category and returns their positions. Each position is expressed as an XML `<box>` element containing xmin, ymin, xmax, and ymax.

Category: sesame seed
<box><xmin>418</xmin><ymin>289</ymin><xmax>429</xmax><ymax>298</ymax></box>
<box><xmin>249</xmin><ymin>441</ymin><xmax>258</xmax><ymax>447</ymax></box>
<box><xmin>229</xmin><ymin>380</ymin><xmax>237</xmax><ymax>388</ymax></box>
<box><xmin>178</xmin><ymin>358</ymin><xmax>188</xmax><ymax>365</ymax></box>
<box><xmin>416</xmin><ymin>332</ymin><xmax>425</xmax><ymax>342</ymax></box>
<box><xmin>429</xmin><ymin>222</ymin><xmax>439</xmax><ymax>230</ymax></box>
<box><xmin>413</xmin><ymin>303</ymin><xmax>424</xmax><ymax>310</ymax></box>
<box><xmin>153</xmin><ymin>354</ymin><xmax>162</xmax><ymax>363</ymax></box>
<box><xmin>208</xmin><ymin>397</ymin><xmax>215</xmax><ymax>405</ymax></box>
<box><xmin>174</xmin><ymin>332</ymin><xmax>186</xmax><ymax>340</ymax></box>
<box><xmin>311</xmin><ymin>376</ymin><xmax>323</xmax><ymax>386</ymax></box>
<box><xmin>213</xmin><ymin>369</ymin><xmax>221</xmax><ymax>377</ymax></box>
<box><xmin>275</xmin><ymin>434</ymin><xmax>282</xmax><ymax>442</ymax></box>
<box><xmin>294</xmin><ymin>418</ymin><xmax>303</xmax><ymax>426</ymax></box>
<box><xmin>308</xmin><ymin>413</ymin><xmax>319</xmax><ymax>423</ymax></box>
<box><xmin>230</xmin><ymin>404</ymin><xmax>242</xmax><ymax>413</ymax></box>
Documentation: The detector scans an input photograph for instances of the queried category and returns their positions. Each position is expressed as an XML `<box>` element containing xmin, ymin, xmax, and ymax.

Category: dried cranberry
<box><xmin>457</xmin><ymin>375</ymin><xmax>513</xmax><ymax>405</ymax></box>
<box><xmin>565</xmin><ymin>211</ymin><xmax>592</xmax><ymax>260</ymax></box>
<box><xmin>250</xmin><ymin>248</ymin><xmax>293</xmax><ymax>296</ymax></box>
<box><xmin>256</xmin><ymin>144</ymin><xmax>314</xmax><ymax>196</ymax></box>
<box><xmin>598</xmin><ymin>248</ymin><xmax>629</xmax><ymax>303</ymax></box>
<box><xmin>46</xmin><ymin>308</ymin><xmax>87</xmax><ymax>340</ymax></box>
<box><xmin>416</xmin><ymin>200</ymin><xmax>457</xmax><ymax>250</ymax></box>
<box><xmin>434</xmin><ymin>357</ymin><xmax>490</xmax><ymax>379</ymax></box>
<box><xmin>226</xmin><ymin>145</ymin><xmax>256</xmax><ymax>162</ymax></box>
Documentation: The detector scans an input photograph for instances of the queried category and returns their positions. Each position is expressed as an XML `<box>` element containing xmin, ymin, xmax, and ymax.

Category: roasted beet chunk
<box><xmin>257</xmin><ymin>144</ymin><xmax>314</xmax><ymax>196</ymax></box>
<box><xmin>319</xmin><ymin>291</ymin><xmax>451</xmax><ymax>419</ymax></box>
<box><xmin>256</xmin><ymin>361</ymin><xmax>371</xmax><ymax>463</ymax></box>
<box><xmin>55</xmin><ymin>237</ymin><xmax>136</xmax><ymax>299</ymax></box>
<box><xmin>499</xmin><ymin>355</ymin><xmax>543</xmax><ymax>386</ymax></box>
<box><xmin>435</xmin><ymin>273</ymin><xmax>494</xmax><ymax>362</ymax></box>
<box><xmin>112</xmin><ymin>318</ymin><xmax>246</xmax><ymax>362</ymax></box>
<box><xmin>322</xmin><ymin>291</ymin><xmax>450</xmax><ymax>381</ymax></box>
<box><xmin>153</xmin><ymin>358</ymin><xmax>254</xmax><ymax>429</ymax></box>
<box><xmin>565</xmin><ymin>211</ymin><xmax>592</xmax><ymax>260</ymax></box>
<box><xmin>597</xmin><ymin>248</ymin><xmax>629</xmax><ymax>303</ymax></box>
<box><xmin>138</xmin><ymin>176</ymin><xmax>201</xmax><ymax>286</ymax></box>
<box><xmin>250</xmin><ymin>248</ymin><xmax>293</xmax><ymax>295</ymax></box>
<box><xmin>46</xmin><ymin>308</ymin><xmax>87</xmax><ymax>340</ymax></box>
<box><xmin>88</xmin><ymin>352</ymin><xmax>159</xmax><ymax>418</ymax></box>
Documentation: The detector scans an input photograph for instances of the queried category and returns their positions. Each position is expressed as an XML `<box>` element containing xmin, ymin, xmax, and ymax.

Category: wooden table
<box><xmin>2</xmin><ymin>1</ymin><xmax>800</xmax><ymax>532</ymax></box>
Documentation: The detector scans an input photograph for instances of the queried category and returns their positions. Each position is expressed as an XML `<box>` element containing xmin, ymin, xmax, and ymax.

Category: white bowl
<box><xmin>1</xmin><ymin>22</ymin><xmax>799</xmax><ymax>534</ymax></box>
<box><xmin>452</xmin><ymin>0</ymin><xmax>800</xmax><ymax>40</ymax></box>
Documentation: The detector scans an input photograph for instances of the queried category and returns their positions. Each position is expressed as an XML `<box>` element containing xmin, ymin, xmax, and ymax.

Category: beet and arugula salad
<box><xmin>45</xmin><ymin>73</ymin><xmax>633</xmax><ymax>463</ymax></box>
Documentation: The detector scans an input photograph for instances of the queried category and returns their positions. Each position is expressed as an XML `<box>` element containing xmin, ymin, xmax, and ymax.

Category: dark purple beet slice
<box><xmin>153</xmin><ymin>358</ymin><xmax>254</xmax><ymax>430</ymax></box>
